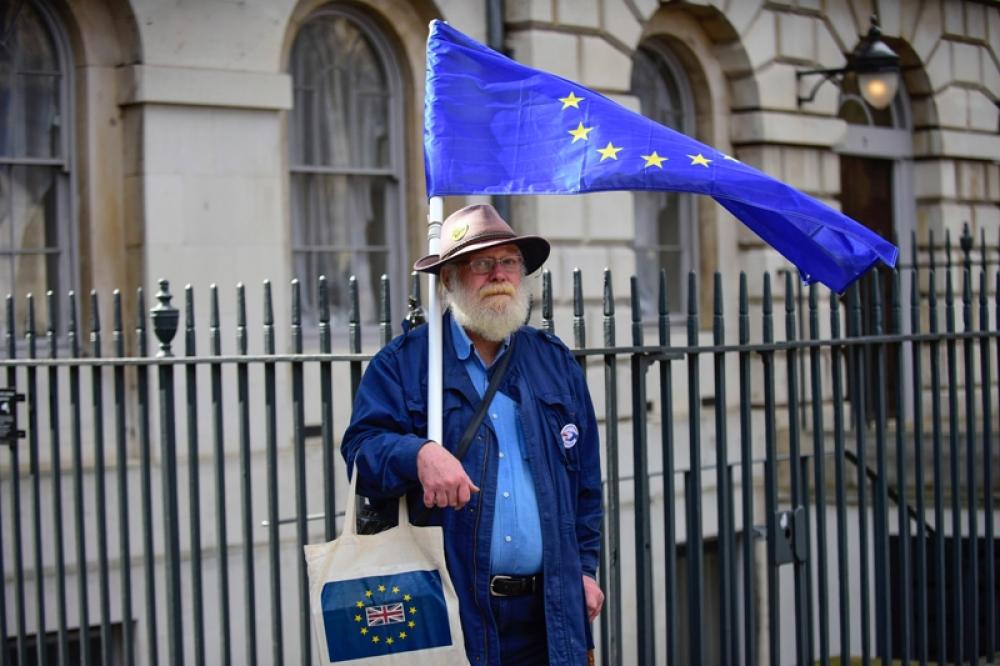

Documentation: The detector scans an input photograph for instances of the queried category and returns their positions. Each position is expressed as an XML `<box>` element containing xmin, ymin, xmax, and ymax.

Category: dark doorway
<box><xmin>840</xmin><ymin>155</ymin><xmax>899</xmax><ymax>419</ymax></box>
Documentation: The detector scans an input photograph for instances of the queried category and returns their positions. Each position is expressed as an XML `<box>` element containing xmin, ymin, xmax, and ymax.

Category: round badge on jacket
<box><xmin>560</xmin><ymin>423</ymin><xmax>579</xmax><ymax>449</ymax></box>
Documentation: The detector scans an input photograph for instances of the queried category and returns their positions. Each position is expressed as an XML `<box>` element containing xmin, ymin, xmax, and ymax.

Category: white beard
<box><xmin>447</xmin><ymin>279</ymin><xmax>530</xmax><ymax>342</ymax></box>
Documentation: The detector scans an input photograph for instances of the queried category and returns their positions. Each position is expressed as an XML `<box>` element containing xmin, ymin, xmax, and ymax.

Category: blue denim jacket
<box><xmin>342</xmin><ymin>312</ymin><xmax>602</xmax><ymax>665</ymax></box>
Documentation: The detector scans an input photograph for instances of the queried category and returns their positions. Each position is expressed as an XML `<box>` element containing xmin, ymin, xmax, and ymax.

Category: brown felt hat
<box><xmin>413</xmin><ymin>204</ymin><xmax>550</xmax><ymax>275</ymax></box>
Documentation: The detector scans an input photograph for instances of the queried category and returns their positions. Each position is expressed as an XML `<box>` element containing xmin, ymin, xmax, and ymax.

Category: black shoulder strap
<box><xmin>452</xmin><ymin>332</ymin><xmax>516</xmax><ymax>462</ymax></box>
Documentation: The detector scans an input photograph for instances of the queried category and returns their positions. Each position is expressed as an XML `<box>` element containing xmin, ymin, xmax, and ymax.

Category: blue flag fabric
<box><xmin>319</xmin><ymin>569</ymin><xmax>453</xmax><ymax>662</ymax></box>
<box><xmin>423</xmin><ymin>20</ymin><xmax>898</xmax><ymax>292</ymax></box>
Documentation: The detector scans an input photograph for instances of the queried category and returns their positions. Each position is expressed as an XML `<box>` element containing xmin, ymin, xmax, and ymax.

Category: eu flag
<box><xmin>423</xmin><ymin>20</ymin><xmax>898</xmax><ymax>292</ymax></box>
<box><xmin>319</xmin><ymin>569</ymin><xmax>454</xmax><ymax>662</ymax></box>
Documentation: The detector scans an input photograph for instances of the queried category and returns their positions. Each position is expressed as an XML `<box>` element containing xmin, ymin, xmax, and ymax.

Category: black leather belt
<box><xmin>489</xmin><ymin>574</ymin><xmax>542</xmax><ymax>597</ymax></box>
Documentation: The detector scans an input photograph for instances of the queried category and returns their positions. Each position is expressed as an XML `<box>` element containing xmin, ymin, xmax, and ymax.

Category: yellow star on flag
<box><xmin>365</xmin><ymin>590</ymin><xmax>373</xmax><ymax>598</ymax></box>
<box><xmin>354</xmin><ymin>614</ymin><xmax>361</xmax><ymax>622</ymax></box>
<box><xmin>408</xmin><ymin>620</ymin><xmax>416</xmax><ymax>628</ymax></box>
<box><xmin>597</xmin><ymin>142</ymin><xmax>622</xmax><ymax>161</ymax></box>
<box><xmin>409</xmin><ymin>607</ymin><xmax>417</xmax><ymax>615</ymax></box>
<box><xmin>641</xmin><ymin>151</ymin><xmax>667</xmax><ymax>168</ymax></box>
<box><xmin>568</xmin><ymin>122</ymin><xmax>593</xmax><ymax>143</ymax></box>
<box><xmin>377</xmin><ymin>584</ymin><xmax>386</xmax><ymax>592</ymax></box>
<box><xmin>392</xmin><ymin>586</ymin><xmax>400</xmax><ymax>594</ymax></box>
<box><xmin>355</xmin><ymin>601</ymin><xmax>364</xmax><ymax>608</ymax></box>
<box><xmin>360</xmin><ymin>627</ymin><xmax>368</xmax><ymax>636</ymax></box>
<box><xmin>372</xmin><ymin>636</ymin><xmax>380</xmax><ymax>644</ymax></box>
<box><xmin>688</xmin><ymin>153</ymin><xmax>712</xmax><ymax>167</ymax></box>
<box><xmin>399</xmin><ymin>632</ymin><xmax>407</xmax><ymax>639</ymax></box>
<box><xmin>403</xmin><ymin>594</ymin><xmax>411</xmax><ymax>601</ymax></box>
<box><xmin>386</xmin><ymin>637</ymin><xmax>394</xmax><ymax>645</ymax></box>
<box><xmin>559</xmin><ymin>91</ymin><xmax>584</xmax><ymax>109</ymax></box>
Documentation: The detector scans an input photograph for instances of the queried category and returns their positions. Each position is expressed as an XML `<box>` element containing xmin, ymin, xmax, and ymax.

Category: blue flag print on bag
<box><xmin>321</xmin><ymin>570</ymin><xmax>453</xmax><ymax>662</ymax></box>
<box><xmin>304</xmin><ymin>473</ymin><xmax>468</xmax><ymax>664</ymax></box>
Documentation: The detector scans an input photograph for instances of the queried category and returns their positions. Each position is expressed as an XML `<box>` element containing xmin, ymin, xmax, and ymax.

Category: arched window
<box><xmin>0</xmin><ymin>0</ymin><xmax>74</xmax><ymax>324</ymax></box>
<box><xmin>288</xmin><ymin>6</ymin><xmax>406</xmax><ymax>326</ymax></box>
<box><xmin>630</xmin><ymin>41</ymin><xmax>697</xmax><ymax>319</ymax></box>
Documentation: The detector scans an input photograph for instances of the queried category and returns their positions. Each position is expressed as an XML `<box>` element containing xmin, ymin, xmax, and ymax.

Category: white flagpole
<box><xmin>426</xmin><ymin>196</ymin><xmax>444</xmax><ymax>444</ymax></box>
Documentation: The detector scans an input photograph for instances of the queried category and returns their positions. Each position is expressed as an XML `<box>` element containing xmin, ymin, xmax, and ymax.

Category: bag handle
<box><xmin>343</xmin><ymin>471</ymin><xmax>412</xmax><ymax>537</ymax></box>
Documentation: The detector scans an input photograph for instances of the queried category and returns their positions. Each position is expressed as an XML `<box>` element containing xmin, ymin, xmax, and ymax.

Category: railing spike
<box><xmin>630</xmin><ymin>275</ymin><xmax>642</xmax><ymax>346</ymax></box>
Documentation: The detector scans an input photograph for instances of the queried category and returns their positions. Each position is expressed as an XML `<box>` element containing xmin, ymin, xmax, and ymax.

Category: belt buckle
<box><xmin>490</xmin><ymin>575</ymin><xmax>514</xmax><ymax>597</ymax></box>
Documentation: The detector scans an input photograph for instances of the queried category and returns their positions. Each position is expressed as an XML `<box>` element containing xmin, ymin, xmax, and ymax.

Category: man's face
<box><xmin>446</xmin><ymin>244</ymin><xmax>529</xmax><ymax>341</ymax></box>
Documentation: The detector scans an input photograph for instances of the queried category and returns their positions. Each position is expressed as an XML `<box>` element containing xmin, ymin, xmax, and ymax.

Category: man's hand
<box><xmin>416</xmin><ymin>442</ymin><xmax>480</xmax><ymax>509</ymax></box>
<box><xmin>582</xmin><ymin>575</ymin><xmax>604</xmax><ymax>622</ymax></box>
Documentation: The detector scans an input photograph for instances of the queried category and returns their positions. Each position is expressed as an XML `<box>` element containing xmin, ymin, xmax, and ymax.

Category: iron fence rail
<box><xmin>0</xmin><ymin>229</ymin><xmax>998</xmax><ymax>666</ymax></box>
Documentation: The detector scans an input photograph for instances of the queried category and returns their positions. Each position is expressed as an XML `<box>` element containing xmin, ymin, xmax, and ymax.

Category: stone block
<box><xmin>820</xmin><ymin>152</ymin><xmax>840</xmax><ymax>194</ymax></box>
<box><xmin>990</xmin><ymin>8</ymin><xmax>1000</xmax><ymax>55</ymax></box>
<box><xmin>731</xmin><ymin>110</ymin><xmax>847</xmax><ymax>147</ymax></box>
<box><xmin>951</xmin><ymin>43</ymin><xmax>982</xmax><ymax>87</ymax></box>
<box><xmin>555</xmin><ymin>0</ymin><xmax>599</xmax><ymax>29</ymax></box>
<box><xmin>118</xmin><ymin>64</ymin><xmax>292</xmax><ymax>111</ymax></box>
<box><xmin>438</xmin><ymin>0</ymin><xmax>487</xmax><ymax>41</ymax></box>
<box><xmin>987</xmin><ymin>163</ymin><xmax>1000</xmax><ymax>200</ymax></box>
<box><xmin>726</xmin><ymin>0</ymin><xmax>764</xmax><ymax>37</ymax></box>
<box><xmin>133</xmin><ymin>0</ymin><xmax>292</xmax><ymax>72</ymax></box>
<box><xmin>957</xmin><ymin>161</ymin><xmax>987</xmax><ymax>200</ymax></box>
<box><xmin>877</xmin><ymin>1</ymin><xmax>902</xmax><ymax>39</ymax></box>
<box><xmin>729</xmin><ymin>73</ymin><xmax>761</xmax><ymax>109</ymax></box>
<box><xmin>742</xmin><ymin>9</ymin><xmax>778</xmax><ymax>69</ymax></box>
<box><xmin>735</xmin><ymin>145</ymin><xmax>783</xmax><ymax>178</ymax></box>
<box><xmin>943</xmin><ymin>0</ymin><xmax>964</xmax><ymax>36</ymax></box>
<box><xmin>506</xmin><ymin>0</ymin><xmax>554</xmax><ymax>23</ymax></box>
<box><xmin>579</xmin><ymin>35</ymin><xmax>632</xmax><ymax>91</ymax></box>
<box><xmin>601</xmin><ymin>1</ymin><xmax>642</xmax><ymax>49</ymax></box>
<box><xmin>781</xmin><ymin>147</ymin><xmax>822</xmax><ymax>193</ymax></box>
<box><xmin>985</xmin><ymin>53</ymin><xmax>1000</xmax><ymax>102</ymax></box>
<box><xmin>965</xmin><ymin>2</ymin><xmax>987</xmax><ymax>41</ymax></box>
<box><xmin>532</xmin><ymin>195</ymin><xmax>586</xmax><ymax>240</ymax></box>
<box><xmin>756</xmin><ymin>62</ymin><xmax>799</xmax><ymax>111</ymax></box>
<box><xmin>825</xmin><ymin>5</ymin><xmax>860</xmax><ymax>55</ymax></box>
<box><xmin>933</xmin><ymin>86</ymin><xmax>967</xmax><ymax>130</ymax></box>
<box><xmin>604</xmin><ymin>92</ymin><xmax>640</xmax><ymax>113</ymax></box>
<box><xmin>777</xmin><ymin>12</ymin><xmax>816</xmax><ymax>61</ymax></box>
<box><xmin>924</xmin><ymin>41</ymin><xmax>951</xmax><ymax>92</ymax></box>
<box><xmin>913</xmin><ymin>128</ymin><xmax>1000</xmax><ymax>161</ymax></box>
<box><xmin>583</xmin><ymin>192</ymin><xmax>635</xmax><ymax>241</ymax></box>
<box><xmin>816</xmin><ymin>20</ymin><xmax>846</xmax><ymax>71</ymax></box>
<box><xmin>914</xmin><ymin>160</ymin><xmax>957</xmax><ymax>199</ymax></box>
<box><xmin>507</xmin><ymin>29</ymin><xmax>579</xmax><ymax>80</ymax></box>
<box><xmin>909</xmin><ymin>96</ymin><xmax>937</xmax><ymax>127</ymax></box>
<box><xmin>910</xmin><ymin>3</ymin><xmax>943</xmax><ymax>63</ymax></box>
<box><xmin>973</xmin><ymin>205</ymin><xmax>1000</xmax><ymax>240</ymax></box>
<box><xmin>607</xmin><ymin>246</ymin><xmax>638</xmax><ymax>282</ymax></box>
<box><xmin>553</xmin><ymin>246</ymin><xmax>611</xmax><ymax>298</ymax></box>
<box><xmin>629</xmin><ymin>0</ymin><xmax>658</xmax><ymax>22</ymax></box>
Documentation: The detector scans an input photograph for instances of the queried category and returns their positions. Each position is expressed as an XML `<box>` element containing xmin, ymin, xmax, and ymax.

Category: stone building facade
<box><xmin>2</xmin><ymin>0</ymin><xmax>998</xmax><ymax>663</ymax></box>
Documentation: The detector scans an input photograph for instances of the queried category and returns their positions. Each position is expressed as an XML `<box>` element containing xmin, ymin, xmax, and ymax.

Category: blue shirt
<box><xmin>450</xmin><ymin>316</ymin><xmax>543</xmax><ymax>575</ymax></box>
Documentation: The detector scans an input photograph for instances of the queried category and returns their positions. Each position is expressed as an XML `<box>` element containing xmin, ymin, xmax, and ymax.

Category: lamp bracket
<box><xmin>795</xmin><ymin>66</ymin><xmax>846</xmax><ymax>107</ymax></box>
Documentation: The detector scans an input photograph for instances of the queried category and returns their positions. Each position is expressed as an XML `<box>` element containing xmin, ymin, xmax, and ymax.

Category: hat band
<box><xmin>440</xmin><ymin>231</ymin><xmax>518</xmax><ymax>262</ymax></box>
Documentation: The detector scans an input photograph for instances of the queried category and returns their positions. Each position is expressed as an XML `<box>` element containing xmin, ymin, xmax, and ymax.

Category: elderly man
<box><xmin>342</xmin><ymin>204</ymin><xmax>603</xmax><ymax>665</ymax></box>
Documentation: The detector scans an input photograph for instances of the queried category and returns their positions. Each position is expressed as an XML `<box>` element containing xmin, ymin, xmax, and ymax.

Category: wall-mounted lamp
<box><xmin>796</xmin><ymin>17</ymin><xmax>900</xmax><ymax>110</ymax></box>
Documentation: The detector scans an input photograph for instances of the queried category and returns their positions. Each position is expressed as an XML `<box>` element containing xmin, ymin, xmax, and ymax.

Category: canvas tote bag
<box><xmin>304</xmin><ymin>474</ymin><xmax>468</xmax><ymax>664</ymax></box>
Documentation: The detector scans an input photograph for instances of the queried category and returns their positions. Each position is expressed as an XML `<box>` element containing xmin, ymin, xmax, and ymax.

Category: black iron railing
<box><xmin>0</xmin><ymin>226</ymin><xmax>998</xmax><ymax>666</ymax></box>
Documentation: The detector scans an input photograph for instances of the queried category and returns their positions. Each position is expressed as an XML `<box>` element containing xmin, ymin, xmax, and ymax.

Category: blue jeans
<box><xmin>490</xmin><ymin>589</ymin><xmax>548</xmax><ymax>664</ymax></box>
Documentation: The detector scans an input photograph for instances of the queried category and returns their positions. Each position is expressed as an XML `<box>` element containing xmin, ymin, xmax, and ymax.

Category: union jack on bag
<box><xmin>304</xmin><ymin>474</ymin><xmax>468</xmax><ymax>664</ymax></box>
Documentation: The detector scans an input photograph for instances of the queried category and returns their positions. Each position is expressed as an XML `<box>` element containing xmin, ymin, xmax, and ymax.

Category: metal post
<box><xmin>150</xmin><ymin>279</ymin><xmax>183</xmax><ymax>666</ymax></box>
<box><xmin>183</xmin><ymin>286</ymin><xmax>206</xmax><ymax>666</ymax></box>
<box><xmin>628</xmin><ymin>277</ymin><xmax>654</xmax><ymax>665</ymax></box>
